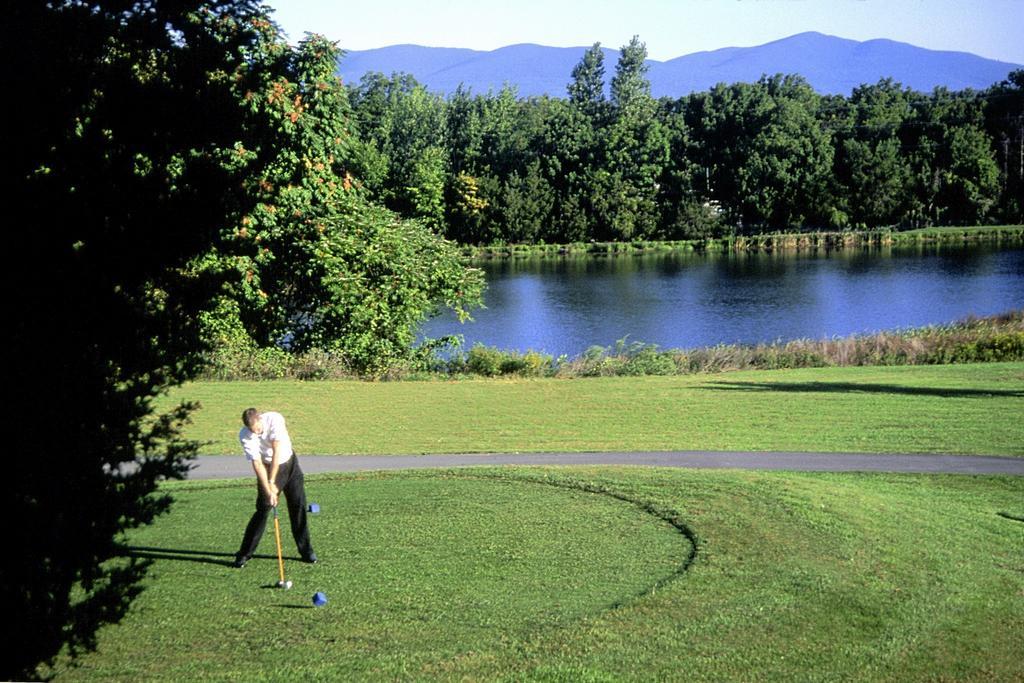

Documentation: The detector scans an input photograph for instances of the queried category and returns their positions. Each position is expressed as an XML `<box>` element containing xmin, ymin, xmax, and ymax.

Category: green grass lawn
<box><xmin>163</xmin><ymin>363</ymin><xmax>1024</xmax><ymax>456</ymax></box>
<box><xmin>44</xmin><ymin>468</ymin><xmax>1023</xmax><ymax>681</ymax></box>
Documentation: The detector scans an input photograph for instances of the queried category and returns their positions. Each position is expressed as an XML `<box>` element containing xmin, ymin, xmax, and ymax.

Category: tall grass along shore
<box><xmin>200</xmin><ymin>310</ymin><xmax>1024</xmax><ymax>381</ymax></box>
<box><xmin>460</xmin><ymin>225</ymin><xmax>1024</xmax><ymax>260</ymax></box>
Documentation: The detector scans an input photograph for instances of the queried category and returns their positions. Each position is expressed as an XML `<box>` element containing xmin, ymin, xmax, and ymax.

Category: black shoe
<box><xmin>233</xmin><ymin>555</ymin><xmax>250</xmax><ymax>568</ymax></box>
<box><xmin>302</xmin><ymin>553</ymin><xmax>318</xmax><ymax>564</ymax></box>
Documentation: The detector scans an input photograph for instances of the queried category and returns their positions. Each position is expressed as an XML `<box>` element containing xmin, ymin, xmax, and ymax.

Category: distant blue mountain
<box><xmin>337</xmin><ymin>32</ymin><xmax>1021</xmax><ymax>97</ymax></box>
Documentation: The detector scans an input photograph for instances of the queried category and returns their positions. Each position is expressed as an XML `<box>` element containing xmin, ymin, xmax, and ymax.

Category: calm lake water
<box><xmin>419</xmin><ymin>244</ymin><xmax>1024</xmax><ymax>356</ymax></box>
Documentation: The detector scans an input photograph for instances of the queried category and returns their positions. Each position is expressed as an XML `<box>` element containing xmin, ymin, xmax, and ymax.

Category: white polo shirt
<box><xmin>239</xmin><ymin>411</ymin><xmax>293</xmax><ymax>465</ymax></box>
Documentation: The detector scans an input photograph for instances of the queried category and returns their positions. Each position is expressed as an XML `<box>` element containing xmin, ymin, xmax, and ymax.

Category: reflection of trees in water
<box><xmin>422</xmin><ymin>246</ymin><xmax>1024</xmax><ymax>355</ymax></box>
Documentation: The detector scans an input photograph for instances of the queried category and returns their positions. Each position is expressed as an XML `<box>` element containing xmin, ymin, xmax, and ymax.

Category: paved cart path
<box><xmin>188</xmin><ymin>451</ymin><xmax>1024</xmax><ymax>479</ymax></box>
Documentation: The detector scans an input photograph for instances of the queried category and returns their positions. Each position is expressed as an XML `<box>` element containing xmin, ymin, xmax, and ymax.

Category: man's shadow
<box><xmin>123</xmin><ymin>546</ymin><xmax>302</xmax><ymax>567</ymax></box>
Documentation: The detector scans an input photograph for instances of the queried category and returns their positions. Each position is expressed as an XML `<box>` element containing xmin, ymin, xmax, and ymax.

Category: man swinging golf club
<box><xmin>234</xmin><ymin>408</ymin><xmax>317</xmax><ymax>568</ymax></box>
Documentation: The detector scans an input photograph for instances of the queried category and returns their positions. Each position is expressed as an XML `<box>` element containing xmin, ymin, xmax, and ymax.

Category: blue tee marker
<box><xmin>312</xmin><ymin>591</ymin><xmax>328</xmax><ymax>607</ymax></box>
<box><xmin>308</xmin><ymin>503</ymin><xmax>320</xmax><ymax>514</ymax></box>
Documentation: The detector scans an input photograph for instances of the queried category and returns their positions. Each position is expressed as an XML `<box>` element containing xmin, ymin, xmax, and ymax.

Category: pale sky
<box><xmin>266</xmin><ymin>0</ymin><xmax>1024</xmax><ymax>64</ymax></box>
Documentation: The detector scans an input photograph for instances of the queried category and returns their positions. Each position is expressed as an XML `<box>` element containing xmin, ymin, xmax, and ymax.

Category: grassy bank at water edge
<box><xmin>460</xmin><ymin>225</ymin><xmax>1024</xmax><ymax>259</ymax></box>
<box><xmin>199</xmin><ymin>310</ymin><xmax>1024</xmax><ymax>381</ymax></box>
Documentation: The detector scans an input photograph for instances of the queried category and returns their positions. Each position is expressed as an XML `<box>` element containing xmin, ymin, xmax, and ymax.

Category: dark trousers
<box><xmin>236</xmin><ymin>454</ymin><xmax>314</xmax><ymax>561</ymax></box>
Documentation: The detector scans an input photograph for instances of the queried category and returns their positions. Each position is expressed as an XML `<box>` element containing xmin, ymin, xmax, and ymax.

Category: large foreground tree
<box><xmin>4</xmin><ymin>3</ymin><xmax>279</xmax><ymax>678</ymax></box>
<box><xmin>4</xmin><ymin>2</ymin><xmax>480</xmax><ymax>678</ymax></box>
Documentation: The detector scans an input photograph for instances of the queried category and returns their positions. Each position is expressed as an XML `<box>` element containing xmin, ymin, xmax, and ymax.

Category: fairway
<box><xmin>44</xmin><ymin>468</ymin><xmax>1023</xmax><ymax>681</ymax></box>
<box><xmin>165</xmin><ymin>363</ymin><xmax>1024</xmax><ymax>457</ymax></box>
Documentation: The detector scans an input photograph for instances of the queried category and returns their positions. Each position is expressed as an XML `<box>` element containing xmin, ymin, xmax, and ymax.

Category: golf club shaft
<box><xmin>273</xmin><ymin>506</ymin><xmax>286</xmax><ymax>584</ymax></box>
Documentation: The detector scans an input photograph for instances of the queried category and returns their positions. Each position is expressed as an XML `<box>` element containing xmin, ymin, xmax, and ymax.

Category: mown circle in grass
<box><xmin>60</xmin><ymin>472</ymin><xmax>691</xmax><ymax>680</ymax></box>
<box><xmin>307</xmin><ymin>474</ymin><xmax>690</xmax><ymax>635</ymax></box>
<box><xmin>323</xmin><ymin>474</ymin><xmax>691</xmax><ymax>628</ymax></box>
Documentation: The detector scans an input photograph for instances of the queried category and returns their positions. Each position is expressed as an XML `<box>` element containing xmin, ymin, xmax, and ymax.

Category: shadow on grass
<box><xmin>259</xmin><ymin>585</ymin><xmax>316</xmax><ymax>609</ymax></box>
<box><xmin>123</xmin><ymin>546</ymin><xmax>302</xmax><ymax>567</ymax></box>
<box><xmin>702</xmin><ymin>381</ymin><xmax>1024</xmax><ymax>399</ymax></box>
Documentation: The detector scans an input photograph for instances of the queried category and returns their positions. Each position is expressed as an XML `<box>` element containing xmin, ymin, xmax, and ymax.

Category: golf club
<box><xmin>273</xmin><ymin>505</ymin><xmax>292</xmax><ymax>590</ymax></box>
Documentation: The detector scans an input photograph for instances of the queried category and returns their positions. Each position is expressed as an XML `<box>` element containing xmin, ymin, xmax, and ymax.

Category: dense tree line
<box><xmin>348</xmin><ymin>37</ymin><xmax>1024</xmax><ymax>243</ymax></box>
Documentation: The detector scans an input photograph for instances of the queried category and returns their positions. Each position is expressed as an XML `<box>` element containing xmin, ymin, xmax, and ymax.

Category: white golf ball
<box><xmin>285</xmin><ymin>580</ymin><xmax>293</xmax><ymax>590</ymax></box>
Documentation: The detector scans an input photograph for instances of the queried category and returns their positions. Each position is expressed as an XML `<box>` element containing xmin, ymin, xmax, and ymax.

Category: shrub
<box><xmin>466</xmin><ymin>345</ymin><xmax>505</xmax><ymax>376</ymax></box>
<box><xmin>463</xmin><ymin>345</ymin><xmax>554</xmax><ymax>377</ymax></box>
<box><xmin>520</xmin><ymin>350</ymin><xmax>555</xmax><ymax>376</ymax></box>
<box><xmin>622</xmin><ymin>347</ymin><xmax>678</xmax><ymax>376</ymax></box>
<box><xmin>567</xmin><ymin>345</ymin><xmax>625</xmax><ymax>377</ymax></box>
